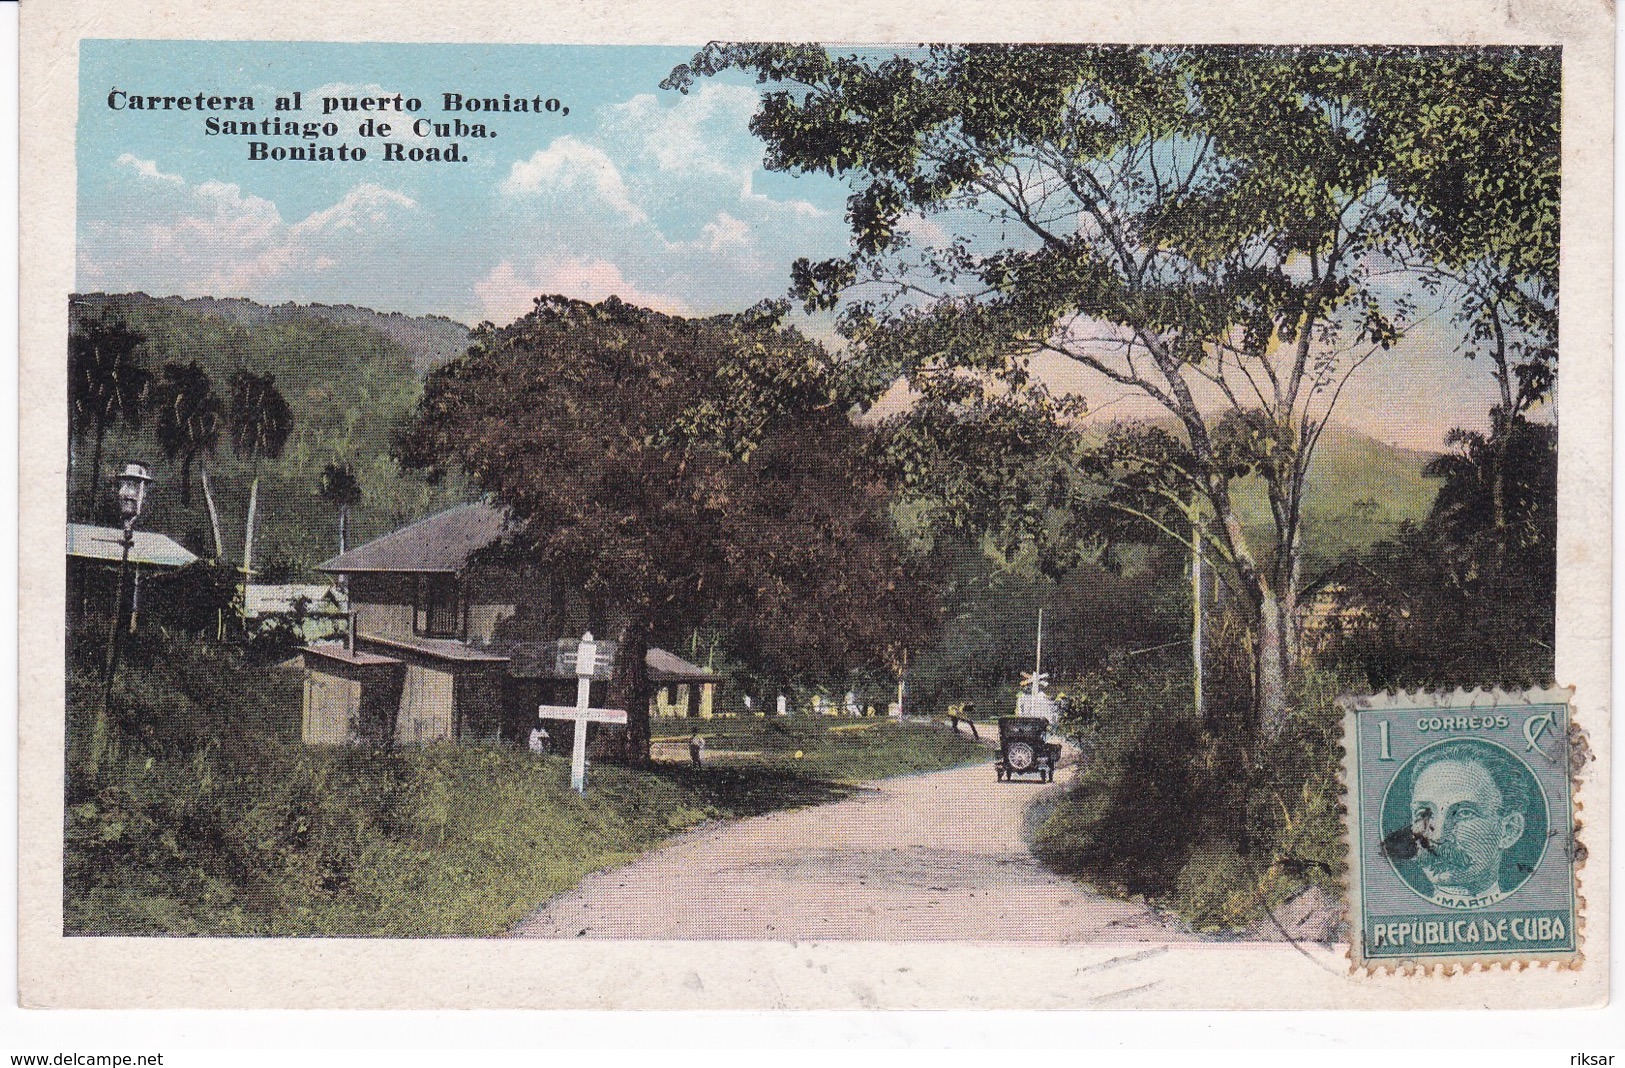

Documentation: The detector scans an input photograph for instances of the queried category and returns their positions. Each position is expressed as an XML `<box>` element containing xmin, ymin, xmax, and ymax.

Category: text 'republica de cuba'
<box><xmin>105</xmin><ymin>89</ymin><xmax>570</xmax><ymax>163</ymax></box>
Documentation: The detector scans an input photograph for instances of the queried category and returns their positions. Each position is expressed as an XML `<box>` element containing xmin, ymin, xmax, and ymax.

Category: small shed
<box><xmin>649</xmin><ymin>647</ymin><xmax>721</xmax><ymax>718</ymax></box>
<box><xmin>301</xmin><ymin>643</ymin><xmax>404</xmax><ymax>746</ymax></box>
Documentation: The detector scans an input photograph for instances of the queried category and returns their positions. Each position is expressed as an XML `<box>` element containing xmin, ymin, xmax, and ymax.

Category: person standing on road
<box><xmin>689</xmin><ymin>733</ymin><xmax>706</xmax><ymax>767</ymax></box>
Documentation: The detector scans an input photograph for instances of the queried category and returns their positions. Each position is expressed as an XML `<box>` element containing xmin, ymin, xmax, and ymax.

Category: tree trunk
<box><xmin>1489</xmin><ymin>306</ymin><xmax>1514</xmax><ymax>552</ymax></box>
<box><xmin>1256</xmin><ymin>582</ymin><xmax>1290</xmax><ymax>738</ymax></box>
<box><xmin>89</xmin><ymin>423</ymin><xmax>107</xmax><ymax>517</ymax></box>
<box><xmin>612</xmin><ymin>619</ymin><xmax>656</xmax><ymax>768</ymax></box>
<box><xmin>1211</xmin><ymin>484</ymin><xmax>1292</xmax><ymax>736</ymax></box>
<box><xmin>200</xmin><ymin>464</ymin><xmax>226</xmax><ymax>563</ymax></box>
<box><xmin>242</xmin><ymin>473</ymin><xmax>260</xmax><ymax>588</ymax></box>
<box><xmin>338</xmin><ymin>504</ymin><xmax>349</xmax><ymax>555</ymax></box>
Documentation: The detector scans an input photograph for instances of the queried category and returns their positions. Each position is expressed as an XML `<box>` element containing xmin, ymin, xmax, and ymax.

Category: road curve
<box><xmin>512</xmin><ymin>747</ymin><xmax>1200</xmax><ymax>943</ymax></box>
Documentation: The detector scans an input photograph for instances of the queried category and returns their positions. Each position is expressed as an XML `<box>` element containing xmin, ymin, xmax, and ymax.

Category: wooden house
<box><xmin>301</xmin><ymin>501</ymin><xmax>720</xmax><ymax>747</ymax></box>
<box><xmin>67</xmin><ymin>522</ymin><xmax>199</xmax><ymax>633</ymax></box>
<box><xmin>1298</xmin><ymin>560</ymin><xmax>1417</xmax><ymax>657</ymax></box>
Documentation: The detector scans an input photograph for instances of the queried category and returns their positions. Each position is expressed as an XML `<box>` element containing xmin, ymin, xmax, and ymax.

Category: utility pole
<box><xmin>1191</xmin><ymin>507</ymin><xmax>1204</xmax><ymax>719</ymax></box>
<box><xmin>1032</xmin><ymin>607</ymin><xmax>1044</xmax><ymax>705</ymax></box>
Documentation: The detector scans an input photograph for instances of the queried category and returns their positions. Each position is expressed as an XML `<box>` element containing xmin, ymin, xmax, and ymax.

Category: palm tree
<box><xmin>228</xmin><ymin>370</ymin><xmax>293</xmax><ymax>582</ymax></box>
<box><xmin>152</xmin><ymin>361</ymin><xmax>227</xmax><ymax>560</ymax></box>
<box><xmin>69</xmin><ymin>316</ymin><xmax>149</xmax><ymax>513</ymax></box>
<box><xmin>318</xmin><ymin>460</ymin><xmax>363</xmax><ymax>555</ymax></box>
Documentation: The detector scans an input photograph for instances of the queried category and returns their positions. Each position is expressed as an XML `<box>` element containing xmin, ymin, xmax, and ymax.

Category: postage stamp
<box><xmin>1342</xmin><ymin>688</ymin><xmax>1583</xmax><ymax>970</ymax></box>
<box><xmin>14</xmin><ymin>0</ymin><xmax>1614</xmax><ymax>1013</ymax></box>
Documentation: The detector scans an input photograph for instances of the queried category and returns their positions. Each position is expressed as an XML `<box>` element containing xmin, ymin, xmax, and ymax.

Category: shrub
<box><xmin>1035</xmin><ymin>650</ymin><xmax>1353</xmax><ymax>931</ymax></box>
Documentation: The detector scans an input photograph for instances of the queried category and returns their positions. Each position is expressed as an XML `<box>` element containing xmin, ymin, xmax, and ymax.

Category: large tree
<box><xmin>399</xmin><ymin>296</ymin><xmax>935</xmax><ymax>765</ymax></box>
<box><xmin>666</xmin><ymin>44</ymin><xmax>1557</xmax><ymax>735</ymax></box>
<box><xmin>1364</xmin><ymin>49</ymin><xmax>1560</xmax><ymax>546</ymax></box>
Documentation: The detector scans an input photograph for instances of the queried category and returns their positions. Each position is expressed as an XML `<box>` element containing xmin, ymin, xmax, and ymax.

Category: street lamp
<box><xmin>92</xmin><ymin>462</ymin><xmax>153</xmax><ymax>777</ymax></box>
<box><xmin>115</xmin><ymin>461</ymin><xmax>152</xmax><ymax>530</ymax></box>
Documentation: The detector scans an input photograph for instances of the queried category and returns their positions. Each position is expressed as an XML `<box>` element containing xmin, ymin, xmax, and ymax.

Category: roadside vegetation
<box><xmin>64</xmin><ymin>634</ymin><xmax>983</xmax><ymax>937</ymax></box>
<box><xmin>1032</xmin><ymin>415</ymin><xmax>1555</xmax><ymax>930</ymax></box>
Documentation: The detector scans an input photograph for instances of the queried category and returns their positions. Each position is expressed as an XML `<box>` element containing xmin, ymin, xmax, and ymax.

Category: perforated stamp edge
<box><xmin>1337</xmin><ymin>685</ymin><xmax>1589</xmax><ymax>976</ymax></box>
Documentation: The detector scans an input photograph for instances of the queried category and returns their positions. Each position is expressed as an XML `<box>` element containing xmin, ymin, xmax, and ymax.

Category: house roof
<box><xmin>317</xmin><ymin>502</ymin><xmax>512</xmax><ymax>574</ymax></box>
<box><xmin>647</xmin><ymin>647</ymin><xmax>719</xmax><ymax>684</ymax></box>
<box><xmin>359</xmin><ymin>632</ymin><xmax>512</xmax><ymax>664</ymax></box>
<box><xmin>245</xmin><ymin>583</ymin><xmax>348</xmax><ymax>618</ymax></box>
<box><xmin>67</xmin><ymin>524</ymin><xmax>199</xmax><ymax>569</ymax></box>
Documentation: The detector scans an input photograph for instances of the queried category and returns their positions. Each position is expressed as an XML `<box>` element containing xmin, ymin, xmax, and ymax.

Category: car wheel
<box><xmin>1006</xmin><ymin>742</ymin><xmax>1035</xmax><ymax>772</ymax></box>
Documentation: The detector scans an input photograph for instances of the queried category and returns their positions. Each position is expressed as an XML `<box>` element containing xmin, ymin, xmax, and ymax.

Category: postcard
<box><xmin>17</xmin><ymin>0</ymin><xmax>1612</xmax><ymax>1009</ymax></box>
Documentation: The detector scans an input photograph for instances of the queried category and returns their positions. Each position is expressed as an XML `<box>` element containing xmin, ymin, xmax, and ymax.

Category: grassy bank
<box><xmin>65</xmin><ymin>636</ymin><xmax>984</xmax><ymax>937</ymax></box>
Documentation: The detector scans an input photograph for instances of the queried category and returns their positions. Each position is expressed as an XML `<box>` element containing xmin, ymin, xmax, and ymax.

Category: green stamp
<box><xmin>1342</xmin><ymin>688</ymin><xmax>1581</xmax><ymax>968</ymax></box>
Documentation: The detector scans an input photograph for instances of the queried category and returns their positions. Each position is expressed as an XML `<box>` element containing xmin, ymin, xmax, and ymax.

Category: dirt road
<box><xmin>512</xmin><ymin>744</ymin><xmax>1199</xmax><ymax>942</ymax></box>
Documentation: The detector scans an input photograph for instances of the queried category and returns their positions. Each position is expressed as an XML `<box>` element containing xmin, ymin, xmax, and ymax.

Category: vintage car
<box><xmin>995</xmin><ymin>716</ymin><xmax>1062</xmax><ymax>782</ymax></box>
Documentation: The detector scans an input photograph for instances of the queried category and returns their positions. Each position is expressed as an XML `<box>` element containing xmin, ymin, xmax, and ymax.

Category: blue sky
<box><xmin>77</xmin><ymin>41</ymin><xmax>854</xmax><ymax>325</ymax></box>
<box><xmin>76</xmin><ymin>40</ymin><xmax>1504</xmax><ymax>449</ymax></box>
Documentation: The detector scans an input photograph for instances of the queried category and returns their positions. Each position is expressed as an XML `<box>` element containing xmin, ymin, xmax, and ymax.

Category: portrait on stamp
<box><xmin>1384</xmin><ymin>738</ymin><xmax>1548</xmax><ymax>909</ymax></box>
<box><xmin>1347</xmin><ymin>694</ymin><xmax>1578</xmax><ymax>967</ymax></box>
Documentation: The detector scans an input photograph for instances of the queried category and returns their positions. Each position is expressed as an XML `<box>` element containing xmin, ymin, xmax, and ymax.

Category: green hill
<box><xmin>66</xmin><ymin>292</ymin><xmax>1441</xmax><ymax>588</ymax></box>
<box><xmin>1231</xmin><ymin>425</ymin><xmax>1441</xmax><ymax>577</ymax></box>
<box><xmin>80</xmin><ymin>293</ymin><xmax>473</xmax><ymax>373</ymax></box>
<box><xmin>69</xmin><ymin>292</ymin><xmax>473</xmax><ymax>576</ymax></box>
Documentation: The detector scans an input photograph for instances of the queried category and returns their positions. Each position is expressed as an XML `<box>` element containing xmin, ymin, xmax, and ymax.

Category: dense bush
<box><xmin>1035</xmin><ymin>648</ymin><xmax>1348</xmax><ymax>932</ymax></box>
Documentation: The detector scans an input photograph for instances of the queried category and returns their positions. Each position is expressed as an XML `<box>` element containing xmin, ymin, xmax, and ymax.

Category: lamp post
<box><xmin>91</xmin><ymin>462</ymin><xmax>152</xmax><ymax>777</ymax></box>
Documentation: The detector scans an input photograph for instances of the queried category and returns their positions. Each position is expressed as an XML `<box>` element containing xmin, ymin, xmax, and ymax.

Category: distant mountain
<box><xmin>1058</xmin><ymin>412</ymin><xmax>1442</xmax><ymax>569</ymax></box>
<box><xmin>1231</xmin><ymin>424</ymin><xmax>1442</xmax><ymax>575</ymax></box>
<box><xmin>73</xmin><ymin>292</ymin><xmax>472</xmax><ymax>373</ymax></box>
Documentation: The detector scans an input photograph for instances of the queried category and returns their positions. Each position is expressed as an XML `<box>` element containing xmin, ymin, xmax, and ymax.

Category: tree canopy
<box><xmin>665</xmin><ymin>44</ymin><xmax>1561</xmax><ymax>733</ymax></box>
<box><xmin>399</xmin><ymin>295</ymin><xmax>937</xmax><ymax>763</ymax></box>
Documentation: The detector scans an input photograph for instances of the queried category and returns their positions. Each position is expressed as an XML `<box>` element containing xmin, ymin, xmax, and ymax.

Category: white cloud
<box><xmin>114</xmin><ymin>154</ymin><xmax>183</xmax><ymax>185</ymax></box>
<box><xmin>897</xmin><ymin>213</ymin><xmax>951</xmax><ymax>248</ymax></box>
<box><xmin>694</xmin><ymin>212</ymin><xmax>752</xmax><ymax>254</ymax></box>
<box><xmin>501</xmin><ymin>137</ymin><xmax>647</xmax><ymax>223</ymax></box>
<box><xmin>607</xmin><ymin>83</ymin><xmax>761</xmax><ymax>176</ymax></box>
<box><xmin>84</xmin><ymin>158</ymin><xmax>418</xmax><ymax>295</ymax></box>
<box><xmin>605</xmin><ymin>84</ymin><xmax>826</xmax><ymax>224</ymax></box>
<box><xmin>291</xmin><ymin>184</ymin><xmax>417</xmax><ymax>238</ymax></box>
<box><xmin>474</xmin><ymin>256</ymin><xmax>691</xmax><ymax>325</ymax></box>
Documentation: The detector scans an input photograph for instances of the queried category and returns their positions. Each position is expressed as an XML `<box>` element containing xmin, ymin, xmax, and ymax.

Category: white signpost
<box><xmin>1017</xmin><ymin>608</ymin><xmax>1058</xmax><ymax>725</ymax></box>
<box><xmin>538</xmin><ymin>631</ymin><xmax>628</xmax><ymax>794</ymax></box>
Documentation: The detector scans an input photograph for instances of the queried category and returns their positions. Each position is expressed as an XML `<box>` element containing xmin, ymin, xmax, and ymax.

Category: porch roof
<box><xmin>458</xmin><ymin>638</ymin><xmax>718</xmax><ymax>682</ymax></box>
<box><xmin>67</xmin><ymin>524</ymin><xmax>199</xmax><ymax>569</ymax></box>
<box><xmin>647</xmin><ymin>647</ymin><xmax>719</xmax><ymax>684</ymax></box>
<box><xmin>359</xmin><ymin>632</ymin><xmax>512</xmax><ymax>664</ymax></box>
